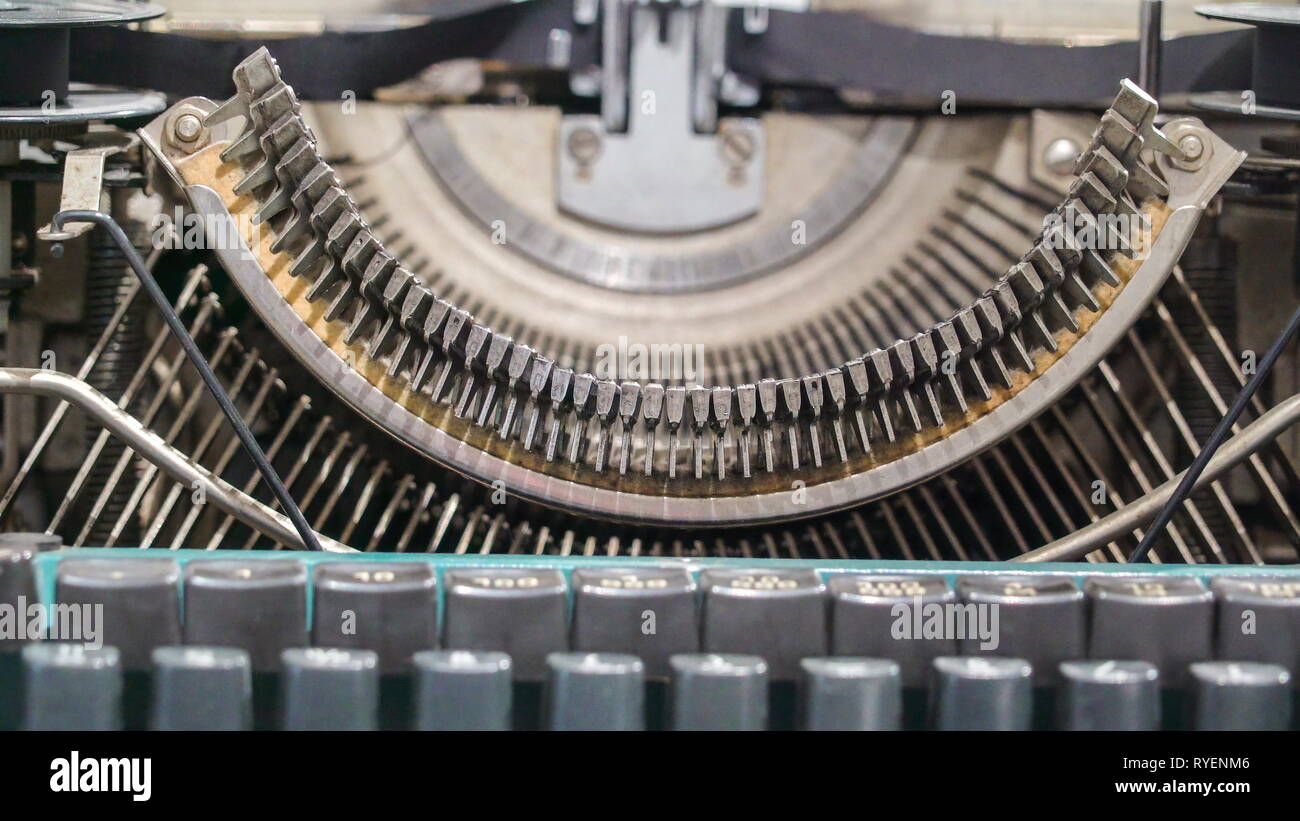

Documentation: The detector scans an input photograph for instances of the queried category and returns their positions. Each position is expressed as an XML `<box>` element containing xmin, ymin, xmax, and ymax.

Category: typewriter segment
<box><xmin>1</xmin><ymin>0</ymin><xmax>1298</xmax><ymax>734</ymax></box>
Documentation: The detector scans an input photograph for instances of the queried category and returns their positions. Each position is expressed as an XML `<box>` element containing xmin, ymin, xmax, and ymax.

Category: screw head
<box><xmin>174</xmin><ymin>113</ymin><xmax>203</xmax><ymax>142</ymax></box>
<box><xmin>567</xmin><ymin>127</ymin><xmax>602</xmax><ymax>164</ymax></box>
<box><xmin>1043</xmin><ymin>137</ymin><xmax>1081</xmax><ymax>176</ymax></box>
<box><xmin>720</xmin><ymin>128</ymin><xmax>756</xmax><ymax>165</ymax></box>
<box><xmin>1179</xmin><ymin>134</ymin><xmax>1204</xmax><ymax>162</ymax></box>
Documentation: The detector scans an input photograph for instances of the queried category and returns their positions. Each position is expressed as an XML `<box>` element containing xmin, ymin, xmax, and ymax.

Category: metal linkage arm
<box><xmin>49</xmin><ymin>209</ymin><xmax>324</xmax><ymax>552</ymax></box>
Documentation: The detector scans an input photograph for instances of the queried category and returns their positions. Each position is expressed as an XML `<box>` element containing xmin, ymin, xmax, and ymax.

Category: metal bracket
<box><xmin>557</xmin><ymin>0</ymin><xmax>765</xmax><ymax>233</ymax></box>
<box><xmin>36</xmin><ymin>131</ymin><xmax>136</xmax><ymax>242</ymax></box>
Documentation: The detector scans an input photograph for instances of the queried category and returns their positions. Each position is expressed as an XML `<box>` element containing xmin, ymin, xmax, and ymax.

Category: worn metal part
<box><xmin>412</xmin><ymin>110</ymin><xmax>913</xmax><ymax>293</ymax></box>
<box><xmin>556</xmin><ymin>1</ymin><xmax>764</xmax><ymax>234</ymax></box>
<box><xmin>0</xmin><ymin>368</ymin><xmax>351</xmax><ymax>553</ymax></box>
<box><xmin>37</xmin><ymin>132</ymin><xmax>136</xmax><ymax>241</ymax></box>
<box><xmin>137</xmin><ymin>48</ymin><xmax>1243</xmax><ymax>526</ymax></box>
<box><xmin>1017</xmin><ymin>393</ymin><xmax>1300</xmax><ymax>563</ymax></box>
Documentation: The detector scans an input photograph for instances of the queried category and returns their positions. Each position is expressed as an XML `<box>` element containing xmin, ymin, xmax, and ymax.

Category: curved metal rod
<box><xmin>50</xmin><ymin>209</ymin><xmax>324</xmax><ymax>552</ymax></box>
<box><xmin>1014</xmin><ymin>392</ymin><xmax>1300</xmax><ymax>563</ymax></box>
<box><xmin>1130</xmin><ymin>303</ymin><xmax>1300</xmax><ymax>562</ymax></box>
<box><xmin>0</xmin><ymin>368</ymin><xmax>353</xmax><ymax>553</ymax></box>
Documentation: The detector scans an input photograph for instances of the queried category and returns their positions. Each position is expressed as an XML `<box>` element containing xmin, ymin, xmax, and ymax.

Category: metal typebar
<box><xmin>49</xmin><ymin>209</ymin><xmax>324</xmax><ymax>552</ymax></box>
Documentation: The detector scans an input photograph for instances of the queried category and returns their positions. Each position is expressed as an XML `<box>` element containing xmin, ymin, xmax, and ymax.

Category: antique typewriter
<box><xmin>0</xmin><ymin>0</ymin><xmax>1298</xmax><ymax>732</ymax></box>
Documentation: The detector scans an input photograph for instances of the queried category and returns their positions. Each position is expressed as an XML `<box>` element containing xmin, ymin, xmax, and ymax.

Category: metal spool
<box><xmin>0</xmin><ymin>1</ymin><xmax>166</xmax><ymax>137</ymax></box>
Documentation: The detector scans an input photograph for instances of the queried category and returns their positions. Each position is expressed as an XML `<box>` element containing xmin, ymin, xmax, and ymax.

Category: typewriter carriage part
<box><xmin>0</xmin><ymin>0</ymin><xmax>1296</xmax><ymax>567</ymax></box>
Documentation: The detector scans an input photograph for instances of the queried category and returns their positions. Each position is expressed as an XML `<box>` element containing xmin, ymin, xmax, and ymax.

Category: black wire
<box><xmin>1129</xmin><ymin>301</ymin><xmax>1300</xmax><ymax>563</ymax></box>
<box><xmin>52</xmin><ymin>210</ymin><xmax>325</xmax><ymax>552</ymax></box>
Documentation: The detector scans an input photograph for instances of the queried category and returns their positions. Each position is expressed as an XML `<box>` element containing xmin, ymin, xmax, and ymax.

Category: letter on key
<box><xmin>571</xmin><ymin>567</ymin><xmax>698</xmax><ymax>679</ymax></box>
<box><xmin>281</xmin><ymin>647</ymin><xmax>380</xmax><ymax>731</ymax></box>
<box><xmin>1211</xmin><ymin>577</ymin><xmax>1300</xmax><ymax>674</ymax></box>
<box><xmin>700</xmin><ymin>569</ymin><xmax>827</xmax><ymax>679</ymax></box>
<box><xmin>57</xmin><ymin>558</ymin><xmax>182</xmax><ymax>670</ymax></box>
<box><xmin>151</xmin><ymin>646</ymin><xmax>252</xmax><ymax>731</ymax></box>
<box><xmin>1086</xmin><ymin>576</ymin><xmax>1213</xmax><ymax>687</ymax></box>
<box><xmin>545</xmin><ymin>652</ymin><xmax>646</xmax><ymax>731</ymax></box>
<box><xmin>312</xmin><ymin>562</ymin><xmax>437</xmax><ymax>673</ymax></box>
<box><xmin>23</xmin><ymin>643</ymin><xmax>122</xmax><ymax>731</ymax></box>
<box><xmin>442</xmin><ymin>568</ymin><xmax>568</xmax><ymax>680</ymax></box>
<box><xmin>183</xmin><ymin>560</ymin><xmax>308</xmax><ymax>672</ymax></box>
<box><xmin>829</xmin><ymin>574</ymin><xmax>955</xmax><ymax>688</ymax></box>
<box><xmin>414</xmin><ymin>650</ymin><xmax>513</xmax><ymax>731</ymax></box>
<box><xmin>957</xmin><ymin>574</ymin><xmax>1085</xmax><ymax>683</ymax></box>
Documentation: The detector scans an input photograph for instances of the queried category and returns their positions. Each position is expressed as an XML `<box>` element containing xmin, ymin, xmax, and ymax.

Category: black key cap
<box><xmin>1191</xmin><ymin>661</ymin><xmax>1293</xmax><ymax>731</ymax></box>
<box><xmin>0</xmin><ymin>545</ymin><xmax>37</xmax><ymax>652</ymax></box>
<box><xmin>1086</xmin><ymin>576</ymin><xmax>1213</xmax><ymax>687</ymax></box>
<box><xmin>1059</xmin><ymin>660</ymin><xmax>1160</xmax><ymax>731</ymax></box>
<box><xmin>957</xmin><ymin>574</ymin><xmax>1085</xmax><ymax>684</ymax></box>
<box><xmin>830</xmin><ymin>574</ymin><xmax>957</xmax><ymax>687</ymax></box>
<box><xmin>799</xmin><ymin>657</ymin><xmax>902</xmax><ymax>731</ymax></box>
<box><xmin>701</xmin><ymin>569</ymin><xmax>827</xmax><ymax>679</ymax></box>
<box><xmin>0</xmin><ymin>546</ymin><xmax>36</xmax><ymax>729</ymax></box>
<box><xmin>545</xmin><ymin>652</ymin><xmax>645</xmax><ymax>731</ymax></box>
<box><xmin>23</xmin><ymin>643</ymin><xmax>122</xmax><ymax>731</ymax></box>
<box><xmin>669</xmin><ymin>653</ymin><xmax>768</xmax><ymax>731</ymax></box>
<box><xmin>281</xmin><ymin>647</ymin><xmax>379</xmax><ymax>731</ymax></box>
<box><xmin>931</xmin><ymin>656</ymin><xmax>1033</xmax><ymax>731</ymax></box>
<box><xmin>183</xmin><ymin>560</ymin><xmax>308</xmax><ymax>672</ymax></box>
<box><xmin>0</xmin><ymin>532</ymin><xmax>62</xmax><ymax>552</ymax></box>
<box><xmin>413</xmin><ymin>650</ymin><xmax>512</xmax><ymax>731</ymax></box>
<box><xmin>442</xmin><ymin>568</ymin><xmax>568</xmax><ymax>680</ymax></box>
<box><xmin>150</xmin><ymin>646</ymin><xmax>252</xmax><ymax>731</ymax></box>
<box><xmin>1212</xmin><ymin>576</ymin><xmax>1300</xmax><ymax>674</ymax></box>
<box><xmin>312</xmin><ymin>562</ymin><xmax>437</xmax><ymax>673</ymax></box>
<box><xmin>56</xmin><ymin>558</ymin><xmax>181</xmax><ymax>670</ymax></box>
<box><xmin>571</xmin><ymin>567</ymin><xmax>698</xmax><ymax>679</ymax></box>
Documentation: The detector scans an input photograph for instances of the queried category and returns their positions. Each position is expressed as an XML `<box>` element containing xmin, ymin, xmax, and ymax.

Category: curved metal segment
<box><xmin>409</xmin><ymin>110</ymin><xmax>919</xmax><ymax>293</ymax></box>
<box><xmin>144</xmin><ymin>50</ymin><xmax>1244</xmax><ymax>527</ymax></box>
<box><xmin>192</xmin><ymin>189</ymin><xmax>1222</xmax><ymax>526</ymax></box>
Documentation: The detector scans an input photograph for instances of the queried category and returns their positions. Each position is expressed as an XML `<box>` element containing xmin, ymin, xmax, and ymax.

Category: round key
<box><xmin>957</xmin><ymin>574</ymin><xmax>1085</xmax><ymax>684</ymax></box>
<box><xmin>701</xmin><ymin>569</ymin><xmax>827</xmax><ymax>680</ymax></box>
<box><xmin>1191</xmin><ymin>661</ymin><xmax>1292</xmax><ymax>731</ymax></box>
<box><xmin>312</xmin><ymin>562</ymin><xmax>437</xmax><ymax>673</ymax></box>
<box><xmin>23</xmin><ymin>643</ymin><xmax>122</xmax><ymax>731</ymax></box>
<box><xmin>57</xmin><ymin>558</ymin><xmax>181</xmax><ymax>669</ymax></box>
<box><xmin>442</xmin><ymin>568</ymin><xmax>568</xmax><ymax>680</ymax></box>
<box><xmin>1086</xmin><ymin>576</ymin><xmax>1212</xmax><ymax>687</ymax></box>
<box><xmin>183</xmin><ymin>560</ymin><xmax>307</xmax><ymax>672</ymax></box>
<box><xmin>1059</xmin><ymin>660</ymin><xmax>1160</xmax><ymax>730</ymax></box>
<box><xmin>669</xmin><ymin>653</ymin><xmax>768</xmax><ymax>731</ymax></box>
<box><xmin>571</xmin><ymin>567</ymin><xmax>698</xmax><ymax>679</ymax></box>
<box><xmin>281</xmin><ymin>648</ymin><xmax>379</xmax><ymax>731</ymax></box>
<box><xmin>545</xmin><ymin>652</ymin><xmax>645</xmax><ymax>731</ymax></box>
<box><xmin>413</xmin><ymin>650</ymin><xmax>512</xmax><ymax>731</ymax></box>
<box><xmin>1211</xmin><ymin>577</ymin><xmax>1300</xmax><ymax>674</ymax></box>
<box><xmin>799</xmin><ymin>657</ymin><xmax>901</xmax><ymax>731</ymax></box>
<box><xmin>151</xmin><ymin>646</ymin><xmax>252</xmax><ymax>731</ymax></box>
<box><xmin>931</xmin><ymin>656</ymin><xmax>1033</xmax><ymax>731</ymax></box>
<box><xmin>0</xmin><ymin>532</ymin><xmax>62</xmax><ymax>552</ymax></box>
<box><xmin>829</xmin><ymin>574</ymin><xmax>956</xmax><ymax>688</ymax></box>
